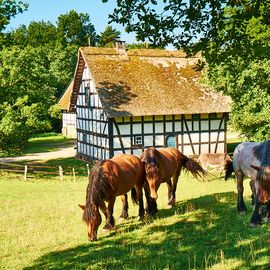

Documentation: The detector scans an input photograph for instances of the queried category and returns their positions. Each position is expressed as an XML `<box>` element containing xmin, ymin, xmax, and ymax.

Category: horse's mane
<box><xmin>83</xmin><ymin>160</ymin><xmax>113</xmax><ymax>223</ymax></box>
<box><xmin>253</xmin><ymin>140</ymin><xmax>270</xmax><ymax>166</ymax></box>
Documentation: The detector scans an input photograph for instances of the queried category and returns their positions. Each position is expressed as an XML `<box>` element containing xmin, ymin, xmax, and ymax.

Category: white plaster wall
<box><xmin>155</xmin><ymin>135</ymin><xmax>164</xmax><ymax>146</ymax></box>
<box><xmin>165</xmin><ymin>122</ymin><xmax>173</xmax><ymax>132</ymax></box>
<box><xmin>117</xmin><ymin>124</ymin><xmax>130</xmax><ymax>135</ymax></box>
<box><xmin>144</xmin><ymin>136</ymin><xmax>154</xmax><ymax>146</ymax></box>
<box><xmin>155</xmin><ymin>123</ymin><xmax>163</xmax><ymax>133</ymax></box>
<box><xmin>133</xmin><ymin>123</ymin><xmax>142</xmax><ymax>134</ymax></box>
<box><xmin>144</xmin><ymin>123</ymin><xmax>153</xmax><ymax>134</ymax></box>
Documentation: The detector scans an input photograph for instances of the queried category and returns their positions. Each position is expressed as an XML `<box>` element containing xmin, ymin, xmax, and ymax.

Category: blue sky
<box><xmin>7</xmin><ymin>0</ymin><xmax>137</xmax><ymax>43</ymax></box>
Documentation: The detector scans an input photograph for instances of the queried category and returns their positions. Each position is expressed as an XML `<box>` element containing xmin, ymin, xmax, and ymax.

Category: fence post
<box><xmin>24</xmin><ymin>165</ymin><xmax>28</xmax><ymax>181</ymax></box>
<box><xmin>86</xmin><ymin>164</ymin><xmax>90</xmax><ymax>176</ymax></box>
<box><xmin>73</xmin><ymin>168</ymin><xmax>76</xmax><ymax>182</ymax></box>
<box><xmin>59</xmin><ymin>166</ymin><xmax>64</xmax><ymax>181</ymax></box>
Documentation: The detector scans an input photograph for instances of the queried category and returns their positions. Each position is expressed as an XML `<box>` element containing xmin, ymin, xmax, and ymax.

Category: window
<box><xmin>82</xmin><ymin>134</ymin><xmax>87</xmax><ymax>143</ymax></box>
<box><xmin>166</xmin><ymin>135</ymin><xmax>176</xmax><ymax>148</ymax></box>
<box><xmin>133</xmin><ymin>136</ymin><xmax>142</xmax><ymax>145</ymax></box>
<box><xmin>84</xmin><ymin>82</ymin><xmax>90</xmax><ymax>105</ymax></box>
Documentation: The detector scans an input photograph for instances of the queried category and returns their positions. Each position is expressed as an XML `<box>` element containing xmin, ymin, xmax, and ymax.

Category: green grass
<box><xmin>1</xmin><ymin>172</ymin><xmax>270</xmax><ymax>270</ymax></box>
<box><xmin>22</xmin><ymin>133</ymin><xmax>75</xmax><ymax>155</ymax></box>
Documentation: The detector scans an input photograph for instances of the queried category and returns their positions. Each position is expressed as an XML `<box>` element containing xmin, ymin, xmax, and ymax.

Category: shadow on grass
<box><xmin>24</xmin><ymin>192</ymin><xmax>270</xmax><ymax>270</ymax></box>
<box><xmin>22</xmin><ymin>139</ymin><xmax>75</xmax><ymax>155</ymax></box>
<box><xmin>35</xmin><ymin>157</ymin><xmax>87</xmax><ymax>167</ymax></box>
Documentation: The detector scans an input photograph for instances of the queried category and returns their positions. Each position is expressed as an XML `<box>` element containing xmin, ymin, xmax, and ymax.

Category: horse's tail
<box><xmin>131</xmin><ymin>187</ymin><xmax>139</xmax><ymax>205</ymax></box>
<box><xmin>224</xmin><ymin>159</ymin><xmax>234</xmax><ymax>180</ymax></box>
<box><xmin>180</xmin><ymin>153</ymin><xmax>207</xmax><ymax>179</ymax></box>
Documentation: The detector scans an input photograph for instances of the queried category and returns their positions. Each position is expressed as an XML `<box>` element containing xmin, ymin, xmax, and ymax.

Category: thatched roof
<box><xmin>69</xmin><ymin>47</ymin><xmax>231</xmax><ymax>117</ymax></box>
<box><xmin>59</xmin><ymin>80</ymin><xmax>74</xmax><ymax>110</ymax></box>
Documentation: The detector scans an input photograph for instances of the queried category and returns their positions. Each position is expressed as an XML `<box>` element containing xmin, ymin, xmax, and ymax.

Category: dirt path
<box><xmin>0</xmin><ymin>146</ymin><xmax>76</xmax><ymax>163</ymax></box>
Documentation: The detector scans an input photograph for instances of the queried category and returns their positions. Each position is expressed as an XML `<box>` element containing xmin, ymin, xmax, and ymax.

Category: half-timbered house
<box><xmin>68</xmin><ymin>46</ymin><xmax>231</xmax><ymax>161</ymax></box>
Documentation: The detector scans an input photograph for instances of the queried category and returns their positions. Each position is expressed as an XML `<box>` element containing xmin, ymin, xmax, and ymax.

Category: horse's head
<box><xmin>250</xmin><ymin>165</ymin><xmax>270</xmax><ymax>203</ymax></box>
<box><xmin>251</xmin><ymin>165</ymin><xmax>270</xmax><ymax>181</ymax></box>
<box><xmin>79</xmin><ymin>204</ymin><xmax>101</xmax><ymax>241</ymax></box>
<box><xmin>141</xmin><ymin>147</ymin><xmax>161</xmax><ymax>200</ymax></box>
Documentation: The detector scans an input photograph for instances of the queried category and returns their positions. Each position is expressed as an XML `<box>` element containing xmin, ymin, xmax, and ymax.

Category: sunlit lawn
<box><xmin>22</xmin><ymin>133</ymin><xmax>75</xmax><ymax>155</ymax></box>
<box><xmin>1</xmin><ymin>171</ymin><xmax>270</xmax><ymax>270</ymax></box>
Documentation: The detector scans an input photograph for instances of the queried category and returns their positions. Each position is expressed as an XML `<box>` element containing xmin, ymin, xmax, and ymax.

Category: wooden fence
<box><xmin>0</xmin><ymin>162</ymin><xmax>91</xmax><ymax>181</ymax></box>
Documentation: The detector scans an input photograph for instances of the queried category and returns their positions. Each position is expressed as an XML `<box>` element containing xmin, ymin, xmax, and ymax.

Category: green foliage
<box><xmin>0</xmin><ymin>45</ymin><xmax>77</xmax><ymax>153</ymax></box>
<box><xmin>57</xmin><ymin>9</ymin><xmax>98</xmax><ymax>46</ymax></box>
<box><xmin>208</xmin><ymin>59</ymin><xmax>270</xmax><ymax>141</ymax></box>
<box><xmin>47</xmin><ymin>44</ymin><xmax>78</xmax><ymax>98</ymax></box>
<box><xmin>97</xmin><ymin>25</ymin><xmax>121</xmax><ymax>47</ymax></box>
<box><xmin>104</xmin><ymin>0</ymin><xmax>270</xmax><ymax>140</ymax></box>
<box><xmin>126</xmin><ymin>42</ymin><xmax>158</xmax><ymax>49</ymax></box>
<box><xmin>2</xmin><ymin>10</ymin><xmax>98</xmax><ymax>48</ymax></box>
<box><xmin>0</xmin><ymin>0</ymin><xmax>28</xmax><ymax>32</ymax></box>
<box><xmin>0</xmin><ymin>8</ymin><xmax>97</xmax><ymax>153</ymax></box>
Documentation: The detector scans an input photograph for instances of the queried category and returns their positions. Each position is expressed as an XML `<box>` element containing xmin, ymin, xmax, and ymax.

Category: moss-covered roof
<box><xmin>70</xmin><ymin>47</ymin><xmax>231</xmax><ymax>117</ymax></box>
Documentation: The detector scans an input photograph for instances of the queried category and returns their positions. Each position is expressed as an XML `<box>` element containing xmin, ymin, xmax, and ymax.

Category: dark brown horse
<box><xmin>79</xmin><ymin>154</ymin><xmax>146</xmax><ymax>241</ymax></box>
<box><xmin>140</xmin><ymin>147</ymin><xmax>206</xmax><ymax>209</ymax></box>
<box><xmin>225</xmin><ymin>141</ymin><xmax>270</xmax><ymax>226</ymax></box>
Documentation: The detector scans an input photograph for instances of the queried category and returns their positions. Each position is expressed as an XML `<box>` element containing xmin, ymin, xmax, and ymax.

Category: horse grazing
<box><xmin>225</xmin><ymin>141</ymin><xmax>270</xmax><ymax>226</ymax></box>
<box><xmin>140</xmin><ymin>147</ymin><xmax>206</xmax><ymax>209</ymax></box>
<box><xmin>79</xmin><ymin>154</ymin><xmax>146</xmax><ymax>241</ymax></box>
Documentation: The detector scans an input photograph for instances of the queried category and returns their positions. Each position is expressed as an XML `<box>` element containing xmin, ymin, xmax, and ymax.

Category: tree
<box><xmin>97</xmin><ymin>25</ymin><xmax>121</xmax><ymax>47</ymax></box>
<box><xmin>48</xmin><ymin>44</ymin><xmax>78</xmax><ymax>98</ymax></box>
<box><xmin>57</xmin><ymin>10</ymin><xmax>97</xmax><ymax>46</ymax></box>
<box><xmin>0</xmin><ymin>45</ymin><xmax>76</xmax><ymax>153</ymax></box>
<box><xmin>0</xmin><ymin>0</ymin><xmax>28</xmax><ymax>32</ymax></box>
<box><xmin>5</xmin><ymin>21</ymin><xmax>58</xmax><ymax>47</ymax></box>
<box><xmin>103</xmin><ymin>0</ymin><xmax>270</xmax><ymax>140</ymax></box>
<box><xmin>126</xmin><ymin>42</ymin><xmax>157</xmax><ymax>49</ymax></box>
<box><xmin>27</xmin><ymin>21</ymin><xmax>58</xmax><ymax>46</ymax></box>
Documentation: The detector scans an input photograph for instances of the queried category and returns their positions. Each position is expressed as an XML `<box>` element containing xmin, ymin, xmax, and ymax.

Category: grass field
<box><xmin>22</xmin><ymin>133</ymin><xmax>75</xmax><ymax>155</ymax></box>
<box><xmin>1</xmin><ymin>171</ymin><xmax>270</xmax><ymax>270</ymax></box>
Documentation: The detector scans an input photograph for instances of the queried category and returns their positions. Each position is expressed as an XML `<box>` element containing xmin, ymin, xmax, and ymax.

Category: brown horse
<box><xmin>79</xmin><ymin>154</ymin><xmax>146</xmax><ymax>241</ymax></box>
<box><xmin>225</xmin><ymin>141</ymin><xmax>270</xmax><ymax>226</ymax></box>
<box><xmin>140</xmin><ymin>147</ymin><xmax>206</xmax><ymax>209</ymax></box>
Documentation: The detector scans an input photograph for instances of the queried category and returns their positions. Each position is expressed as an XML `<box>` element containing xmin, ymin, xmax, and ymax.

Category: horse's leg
<box><xmin>119</xmin><ymin>194</ymin><xmax>128</xmax><ymax>221</ymax></box>
<box><xmin>168</xmin><ymin>168</ymin><xmax>181</xmax><ymax>207</ymax></box>
<box><xmin>236</xmin><ymin>171</ymin><xmax>247</xmax><ymax>214</ymax></box>
<box><xmin>250</xmin><ymin>189</ymin><xmax>262</xmax><ymax>227</ymax></box>
<box><xmin>99</xmin><ymin>200</ymin><xmax>107</xmax><ymax>220</ymax></box>
<box><xmin>144</xmin><ymin>182</ymin><xmax>157</xmax><ymax>217</ymax></box>
<box><xmin>134</xmin><ymin>184</ymin><xmax>145</xmax><ymax>221</ymax></box>
<box><xmin>103</xmin><ymin>198</ymin><xmax>116</xmax><ymax>231</ymax></box>
<box><xmin>249</xmin><ymin>179</ymin><xmax>256</xmax><ymax>205</ymax></box>
<box><xmin>262</xmin><ymin>199</ymin><xmax>270</xmax><ymax>223</ymax></box>
<box><xmin>166</xmin><ymin>179</ymin><xmax>174</xmax><ymax>208</ymax></box>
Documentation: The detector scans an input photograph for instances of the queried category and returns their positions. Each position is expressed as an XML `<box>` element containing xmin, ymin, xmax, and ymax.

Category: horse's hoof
<box><xmin>249</xmin><ymin>222</ymin><xmax>261</xmax><ymax>228</ymax></box>
<box><xmin>167</xmin><ymin>204</ymin><xmax>173</xmax><ymax>209</ymax></box>
<box><xmin>102</xmin><ymin>228</ymin><xmax>110</xmax><ymax>234</ymax></box>
<box><xmin>118</xmin><ymin>217</ymin><xmax>125</xmax><ymax>223</ymax></box>
<box><xmin>102</xmin><ymin>225</ymin><xmax>114</xmax><ymax>233</ymax></box>
<box><xmin>263</xmin><ymin>217</ymin><xmax>270</xmax><ymax>223</ymax></box>
<box><xmin>137</xmin><ymin>216</ymin><xmax>144</xmax><ymax>222</ymax></box>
